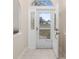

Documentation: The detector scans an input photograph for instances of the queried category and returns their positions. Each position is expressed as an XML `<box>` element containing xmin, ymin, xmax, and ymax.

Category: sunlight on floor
<box><xmin>20</xmin><ymin>49</ymin><xmax>56</xmax><ymax>59</ymax></box>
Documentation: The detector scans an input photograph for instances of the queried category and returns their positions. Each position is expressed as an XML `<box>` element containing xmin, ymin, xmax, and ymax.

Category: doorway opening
<box><xmin>28</xmin><ymin>0</ymin><xmax>59</xmax><ymax>58</ymax></box>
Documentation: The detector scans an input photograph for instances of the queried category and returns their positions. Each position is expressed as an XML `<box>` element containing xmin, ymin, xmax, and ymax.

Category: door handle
<box><xmin>56</xmin><ymin>32</ymin><xmax>60</xmax><ymax>35</ymax></box>
<box><xmin>55</xmin><ymin>32</ymin><xmax>60</xmax><ymax>39</ymax></box>
<box><xmin>54</xmin><ymin>28</ymin><xmax>60</xmax><ymax>35</ymax></box>
<box><xmin>55</xmin><ymin>29</ymin><xmax>60</xmax><ymax>39</ymax></box>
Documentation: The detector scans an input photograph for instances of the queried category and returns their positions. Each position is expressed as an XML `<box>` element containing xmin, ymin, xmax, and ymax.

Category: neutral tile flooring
<box><xmin>20</xmin><ymin>49</ymin><xmax>57</xmax><ymax>59</ymax></box>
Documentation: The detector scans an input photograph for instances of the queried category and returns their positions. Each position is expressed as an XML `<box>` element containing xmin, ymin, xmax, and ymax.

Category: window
<box><xmin>32</xmin><ymin>0</ymin><xmax>53</xmax><ymax>6</ymax></box>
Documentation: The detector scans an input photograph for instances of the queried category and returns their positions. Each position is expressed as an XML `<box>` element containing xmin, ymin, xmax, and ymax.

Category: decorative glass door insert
<box><xmin>39</xmin><ymin>12</ymin><xmax>51</xmax><ymax>39</ymax></box>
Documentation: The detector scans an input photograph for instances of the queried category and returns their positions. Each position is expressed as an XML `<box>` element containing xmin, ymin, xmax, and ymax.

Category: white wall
<box><xmin>13</xmin><ymin>0</ymin><xmax>19</xmax><ymax>31</ymax></box>
<box><xmin>13</xmin><ymin>33</ymin><xmax>26</xmax><ymax>59</ymax></box>
<box><xmin>59</xmin><ymin>0</ymin><xmax>66</xmax><ymax>57</ymax></box>
<box><xmin>13</xmin><ymin>0</ymin><xmax>29</xmax><ymax>59</ymax></box>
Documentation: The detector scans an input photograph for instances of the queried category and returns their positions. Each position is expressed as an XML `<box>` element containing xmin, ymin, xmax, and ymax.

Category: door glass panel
<box><xmin>31</xmin><ymin>12</ymin><xmax>35</xmax><ymax>30</ymax></box>
<box><xmin>39</xmin><ymin>30</ymin><xmax>50</xmax><ymax>39</ymax></box>
<box><xmin>39</xmin><ymin>12</ymin><xmax>51</xmax><ymax>39</ymax></box>
<box><xmin>32</xmin><ymin>0</ymin><xmax>53</xmax><ymax>6</ymax></box>
<box><xmin>39</xmin><ymin>13</ymin><xmax>51</xmax><ymax>28</ymax></box>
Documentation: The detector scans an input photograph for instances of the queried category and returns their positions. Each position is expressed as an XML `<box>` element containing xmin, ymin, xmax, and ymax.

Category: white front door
<box><xmin>28</xmin><ymin>7</ymin><xmax>59</xmax><ymax>58</ymax></box>
<box><xmin>36</xmin><ymin>9</ymin><xmax>55</xmax><ymax>49</ymax></box>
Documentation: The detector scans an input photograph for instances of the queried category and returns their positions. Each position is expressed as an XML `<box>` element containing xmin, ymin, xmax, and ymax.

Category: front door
<box><xmin>36</xmin><ymin>9</ymin><xmax>55</xmax><ymax>49</ymax></box>
<box><xmin>28</xmin><ymin>7</ymin><xmax>59</xmax><ymax>58</ymax></box>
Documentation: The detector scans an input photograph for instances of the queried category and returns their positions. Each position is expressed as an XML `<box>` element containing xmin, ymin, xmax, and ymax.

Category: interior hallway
<box><xmin>19</xmin><ymin>49</ymin><xmax>56</xmax><ymax>59</ymax></box>
<box><xmin>13</xmin><ymin>0</ymin><xmax>66</xmax><ymax>59</ymax></box>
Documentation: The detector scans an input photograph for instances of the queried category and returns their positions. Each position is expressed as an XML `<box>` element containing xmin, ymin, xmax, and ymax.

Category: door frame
<box><xmin>28</xmin><ymin>6</ymin><xmax>59</xmax><ymax>58</ymax></box>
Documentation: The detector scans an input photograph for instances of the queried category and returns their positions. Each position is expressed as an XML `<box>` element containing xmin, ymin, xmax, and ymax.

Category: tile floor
<box><xmin>19</xmin><ymin>49</ymin><xmax>57</xmax><ymax>59</ymax></box>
